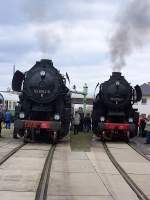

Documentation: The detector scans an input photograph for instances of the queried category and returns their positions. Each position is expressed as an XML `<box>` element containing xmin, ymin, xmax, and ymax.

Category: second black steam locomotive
<box><xmin>12</xmin><ymin>59</ymin><xmax>71</xmax><ymax>143</ymax></box>
<box><xmin>92</xmin><ymin>72</ymin><xmax>142</xmax><ymax>141</ymax></box>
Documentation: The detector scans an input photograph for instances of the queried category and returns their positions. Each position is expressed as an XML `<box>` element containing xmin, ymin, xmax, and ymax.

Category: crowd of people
<box><xmin>0</xmin><ymin>110</ymin><xmax>11</xmax><ymax>137</ymax></box>
<box><xmin>72</xmin><ymin>108</ymin><xmax>92</xmax><ymax>135</ymax></box>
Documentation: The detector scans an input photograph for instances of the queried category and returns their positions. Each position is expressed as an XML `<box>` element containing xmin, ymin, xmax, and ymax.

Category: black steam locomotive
<box><xmin>12</xmin><ymin>59</ymin><xmax>71</xmax><ymax>143</ymax></box>
<box><xmin>92</xmin><ymin>72</ymin><xmax>142</xmax><ymax>142</ymax></box>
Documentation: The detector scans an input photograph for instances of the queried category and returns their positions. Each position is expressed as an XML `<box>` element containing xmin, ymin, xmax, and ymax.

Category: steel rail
<box><xmin>0</xmin><ymin>143</ymin><xmax>25</xmax><ymax>166</ymax></box>
<box><xmin>35</xmin><ymin>144</ymin><xmax>56</xmax><ymax>200</ymax></box>
<box><xmin>103</xmin><ymin>142</ymin><xmax>149</xmax><ymax>200</ymax></box>
<box><xmin>128</xmin><ymin>142</ymin><xmax>150</xmax><ymax>162</ymax></box>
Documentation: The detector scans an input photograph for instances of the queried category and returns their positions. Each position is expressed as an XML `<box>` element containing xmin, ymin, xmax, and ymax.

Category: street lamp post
<box><xmin>83</xmin><ymin>83</ymin><xmax>88</xmax><ymax>114</ymax></box>
<box><xmin>70</xmin><ymin>83</ymin><xmax>88</xmax><ymax>115</ymax></box>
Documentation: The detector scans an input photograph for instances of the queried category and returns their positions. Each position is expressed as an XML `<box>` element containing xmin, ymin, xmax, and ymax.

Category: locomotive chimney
<box><xmin>112</xmin><ymin>72</ymin><xmax>121</xmax><ymax>77</ymax></box>
<box><xmin>40</xmin><ymin>59</ymin><xmax>53</xmax><ymax>65</ymax></box>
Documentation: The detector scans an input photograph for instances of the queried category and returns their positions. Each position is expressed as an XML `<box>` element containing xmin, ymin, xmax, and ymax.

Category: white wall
<box><xmin>72</xmin><ymin>104</ymin><xmax>93</xmax><ymax>115</ymax></box>
<box><xmin>134</xmin><ymin>96</ymin><xmax>150</xmax><ymax>116</ymax></box>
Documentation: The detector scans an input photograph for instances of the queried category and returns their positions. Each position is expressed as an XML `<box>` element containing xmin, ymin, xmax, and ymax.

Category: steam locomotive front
<box><xmin>92</xmin><ymin>72</ymin><xmax>142</xmax><ymax>140</ymax></box>
<box><xmin>12</xmin><ymin>59</ymin><xmax>71</xmax><ymax>143</ymax></box>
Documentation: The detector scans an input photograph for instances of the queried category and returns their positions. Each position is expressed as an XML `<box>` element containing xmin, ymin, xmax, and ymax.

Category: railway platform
<box><xmin>0</xmin><ymin>130</ymin><xmax>150</xmax><ymax>200</ymax></box>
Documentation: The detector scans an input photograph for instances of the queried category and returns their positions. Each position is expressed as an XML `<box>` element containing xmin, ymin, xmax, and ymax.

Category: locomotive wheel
<box><xmin>24</xmin><ymin>130</ymin><xmax>29</xmax><ymax>143</ymax></box>
<box><xmin>31</xmin><ymin>129</ymin><xmax>35</xmax><ymax>143</ymax></box>
<box><xmin>124</xmin><ymin>131</ymin><xmax>130</xmax><ymax>143</ymax></box>
<box><xmin>101</xmin><ymin>131</ymin><xmax>106</xmax><ymax>142</ymax></box>
<box><xmin>102</xmin><ymin>131</ymin><xmax>113</xmax><ymax>141</ymax></box>
<box><xmin>24</xmin><ymin>137</ymin><xmax>28</xmax><ymax>143</ymax></box>
<box><xmin>13</xmin><ymin>128</ymin><xmax>18</xmax><ymax>139</ymax></box>
<box><xmin>23</xmin><ymin>129</ymin><xmax>34</xmax><ymax>143</ymax></box>
<box><xmin>101</xmin><ymin>135</ymin><xmax>105</xmax><ymax>142</ymax></box>
<box><xmin>50</xmin><ymin>131</ymin><xmax>58</xmax><ymax>144</ymax></box>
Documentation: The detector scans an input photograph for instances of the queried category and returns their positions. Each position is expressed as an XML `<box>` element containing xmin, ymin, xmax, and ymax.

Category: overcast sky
<box><xmin>0</xmin><ymin>0</ymin><xmax>150</xmax><ymax>95</ymax></box>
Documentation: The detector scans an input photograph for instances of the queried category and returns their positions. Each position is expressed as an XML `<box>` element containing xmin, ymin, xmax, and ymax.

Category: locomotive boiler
<box><xmin>12</xmin><ymin>59</ymin><xmax>71</xmax><ymax>143</ymax></box>
<box><xmin>92</xmin><ymin>72</ymin><xmax>142</xmax><ymax>142</ymax></box>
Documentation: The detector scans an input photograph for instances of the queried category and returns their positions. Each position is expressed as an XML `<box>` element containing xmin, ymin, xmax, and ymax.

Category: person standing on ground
<box><xmin>84</xmin><ymin>113</ymin><xmax>91</xmax><ymax>133</ymax></box>
<box><xmin>145</xmin><ymin>116</ymin><xmax>150</xmax><ymax>144</ymax></box>
<box><xmin>0</xmin><ymin>111</ymin><xmax>3</xmax><ymax>137</ymax></box>
<box><xmin>0</xmin><ymin>104</ymin><xmax>4</xmax><ymax>137</ymax></box>
<box><xmin>13</xmin><ymin>104</ymin><xmax>20</xmax><ymax>139</ymax></box>
<box><xmin>78</xmin><ymin>107</ymin><xmax>84</xmax><ymax>132</ymax></box>
<box><xmin>5</xmin><ymin>110</ymin><xmax>11</xmax><ymax>129</ymax></box>
<box><xmin>73</xmin><ymin>111</ymin><xmax>81</xmax><ymax>135</ymax></box>
<box><xmin>139</xmin><ymin>117</ymin><xmax>146</xmax><ymax>137</ymax></box>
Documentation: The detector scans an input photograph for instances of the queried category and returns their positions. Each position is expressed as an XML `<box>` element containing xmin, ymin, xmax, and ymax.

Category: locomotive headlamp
<box><xmin>40</xmin><ymin>70</ymin><xmax>46</xmax><ymax>77</ymax></box>
<box><xmin>19</xmin><ymin>112</ymin><xmax>25</xmax><ymax>119</ymax></box>
<box><xmin>128</xmin><ymin>118</ymin><xmax>133</xmax><ymax>123</ymax></box>
<box><xmin>100</xmin><ymin>116</ymin><xmax>105</xmax><ymax>122</ymax></box>
<box><xmin>54</xmin><ymin>114</ymin><xmax>60</xmax><ymax>120</ymax></box>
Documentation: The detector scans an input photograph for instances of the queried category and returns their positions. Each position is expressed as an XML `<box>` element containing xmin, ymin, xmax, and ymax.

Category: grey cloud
<box><xmin>0</xmin><ymin>0</ymin><xmax>116</xmax><ymax>26</ymax></box>
<box><xmin>0</xmin><ymin>0</ymin><xmax>24</xmax><ymax>25</ymax></box>
<box><xmin>110</xmin><ymin>0</ymin><xmax>150</xmax><ymax>71</ymax></box>
<box><xmin>23</xmin><ymin>0</ymin><xmax>71</xmax><ymax>56</ymax></box>
<box><xmin>23</xmin><ymin>0</ymin><xmax>115</xmax><ymax>23</ymax></box>
<box><xmin>53</xmin><ymin>51</ymin><xmax>108</xmax><ymax>67</ymax></box>
<box><xmin>0</xmin><ymin>0</ymin><xmax>116</xmax><ymax>60</ymax></box>
<box><xmin>0</xmin><ymin>0</ymin><xmax>137</xmax><ymax>92</ymax></box>
<box><xmin>0</xmin><ymin>31</ymin><xmax>36</xmax><ymax>63</ymax></box>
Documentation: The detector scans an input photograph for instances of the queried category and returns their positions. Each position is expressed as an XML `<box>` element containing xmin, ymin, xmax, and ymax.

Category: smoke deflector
<box><xmin>12</xmin><ymin>70</ymin><xmax>24</xmax><ymax>92</ymax></box>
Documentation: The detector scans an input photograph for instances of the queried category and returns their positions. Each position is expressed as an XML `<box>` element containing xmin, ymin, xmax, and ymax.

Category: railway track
<box><xmin>0</xmin><ymin>138</ymin><xmax>149</xmax><ymax>200</ymax></box>
<box><xmin>35</xmin><ymin>144</ymin><xmax>56</xmax><ymax>200</ymax></box>
<box><xmin>6</xmin><ymin>143</ymin><xmax>57</xmax><ymax>200</ymax></box>
<box><xmin>103</xmin><ymin>143</ymin><xmax>149</xmax><ymax>200</ymax></box>
<box><xmin>0</xmin><ymin>141</ymin><xmax>53</xmax><ymax>200</ymax></box>
<box><xmin>103</xmin><ymin>142</ymin><xmax>149</xmax><ymax>200</ymax></box>
<box><xmin>129</xmin><ymin>142</ymin><xmax>150</xmax><ymax>162</ymax></box>
<box><xmin>0</xmin><ymin>143</ymin><xmax>25</xmax><ymax>166</ymax></box>
<box><xmin>45</xmin><ymin>141</ymin><xmax>140</xmax><ymax>200</ymax></box>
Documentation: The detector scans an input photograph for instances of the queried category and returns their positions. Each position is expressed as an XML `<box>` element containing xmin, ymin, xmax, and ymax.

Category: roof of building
<box><xmin>0</xmin><ymin>91</ymin><xmax>19</xmax><ymax>101</ymax></box>
<box><xmin>71</xmin><ymin>93</ymin><xmax>93</xmax><ymax>99</ymax></box>
<box><xmin>140</xmin><ymin>83</ymin><xmax>150</xmax><ymax>96</ymax></box>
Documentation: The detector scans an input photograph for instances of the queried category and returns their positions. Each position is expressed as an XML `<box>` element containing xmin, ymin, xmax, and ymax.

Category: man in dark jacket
<box><xmin>13</xmin><ymin>105</ymin><xmax>20</xmax><ymax>139</ymax></box>
<box><xmin>83</xmin><ymin>113</ymin><xmax>91</xmax><ymax>133</ymax></box>
<box><xmin>0</xmin><ymin>111</ymin><xmax>3</xmax><ymax>137</ymax></box>
<box><xmin>139</xmin><ymin>118</ymin><xmax>146</xmax><ymax>137</ymax></box>
<box><xmin>5</xmin><ymin>111</ymin><xmax>11</xmax><ymax>129</ymax></box>
<box><xmin>78</xmin><ymin>107</ymin><xmax>84</xmax><ymax>132</ymax></box>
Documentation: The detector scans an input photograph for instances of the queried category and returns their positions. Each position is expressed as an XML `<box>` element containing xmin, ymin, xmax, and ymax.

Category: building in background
<box><xmin>71</xmin><ymin>93</ymin><xmax>93</xmax><ymax>114</ymax></box>
<box><xmin>0</xmin><ymin>91</ymin><xmax>19</xmax><ymax>116</ymax></box>
<box><xmin>134</xmin><ymin>83</ymin><xmax>150</xmax><ymax>117</ymax></box>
